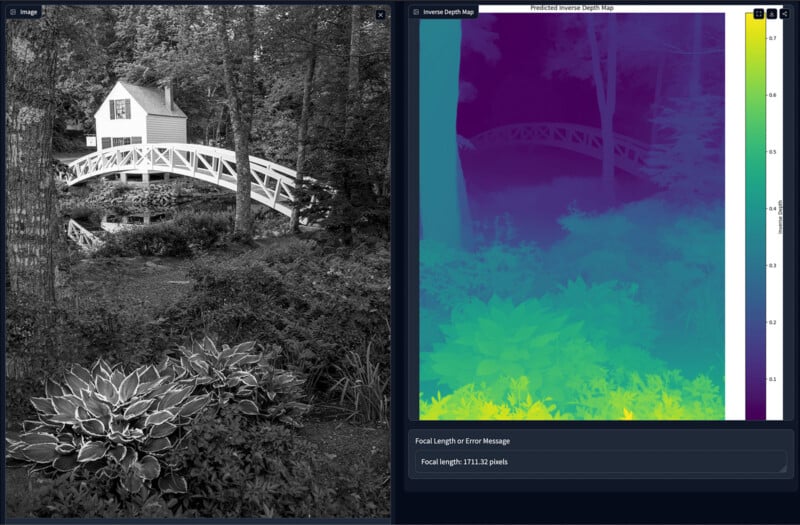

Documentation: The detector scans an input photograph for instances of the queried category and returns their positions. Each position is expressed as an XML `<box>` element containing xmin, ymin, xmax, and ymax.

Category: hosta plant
<box><xmin>166</xmin><ymin>337</ymin><xmax>310</xmax><ymax>427</ymax></box>
<box><xmin>6</xmin><ymin>359</ymin><xmax>211</xmax><ymax>498</ymax></box>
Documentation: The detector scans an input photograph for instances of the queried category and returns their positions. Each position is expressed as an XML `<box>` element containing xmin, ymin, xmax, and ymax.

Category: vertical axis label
<box><xmin>744</xmin><ymin>12</ymin><xmax>766</xmax><ymax>420</ymax></box>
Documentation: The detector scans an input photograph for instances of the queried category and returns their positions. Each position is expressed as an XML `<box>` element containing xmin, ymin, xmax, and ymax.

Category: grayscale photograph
<box><xmin>5</xmin><ymin>3</ymin><xmax>390</xmax><ymax>518</ymax></box>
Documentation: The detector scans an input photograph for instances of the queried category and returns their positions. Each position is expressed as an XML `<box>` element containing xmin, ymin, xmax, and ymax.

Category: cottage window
<box><xmin>109</xmin><ymin>99</ymin><xmax>131</xmax><ymax>120</ymax></box>
<box><xmin>101</xmin><ymin>137</ymin><xmax>141</xmax><ymax>149</ymax></box>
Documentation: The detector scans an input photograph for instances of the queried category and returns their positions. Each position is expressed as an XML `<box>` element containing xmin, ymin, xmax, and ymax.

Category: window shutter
<box><xmin>101</xmin><ymin>138</ymin><xmax>111</xmax><ymax>149</ymax></box>
<box><xmin>125</xmin><ymin>99</ymin><xmax>131</xmax><ymax>119</ymax></box>
<box><xmin>109</xmin><ymin>100</ymin><xmax>115</xmax><ymax>120</ymax></box>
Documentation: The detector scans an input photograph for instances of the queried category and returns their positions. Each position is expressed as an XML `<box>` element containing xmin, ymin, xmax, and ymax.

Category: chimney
<box><xmin>164</xmin><ymin>81</ymin><xmax>173</xmax><ymax>111</ymax></box>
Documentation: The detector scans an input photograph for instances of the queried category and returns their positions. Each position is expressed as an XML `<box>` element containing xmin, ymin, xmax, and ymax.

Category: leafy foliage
<box><xmin>6</xmin><ymin>359</ymin><xmax>210</xmax><ymax>498</ymax></box>
<box><xmin>421</xmin><ymin>294</ymin><xmax>607</xmax><ymax>403</ymax></box>
<box><xmin>167</xmin><ymin>337</ymin><xmax>310</xmax><ymax>427</ymax></box>
<box><xmin>547</xmin><ymin>197</ymin><xmax>724</xmax><ymax>380</ymax></box>
<box><xmin>95</xmin><ymin>211</ymin><xmax>232</xmax><ymax>257</ymax></box>
<box><xmin>173</xmin><ymin>240</ymin><xmax>390</xmax><ymax>395</ymax></box>
<box><xmin>163</xmin><ymin>410</ymin><xmax>323</xmax><ymax>517</ymax></box>
<box><xmin>644</xmin><ymin>95</ymin><xmax>724</xmax><ymax>200</ymax></box>
<box><xmin>420</xmin><ymin>371</ymin><xmax>723</xmax><ymax>420</ymax></box>
<box><xmin>329</xmin><ymin>341</ymin><xmax>390</xmax><ymax>424</ymax></box>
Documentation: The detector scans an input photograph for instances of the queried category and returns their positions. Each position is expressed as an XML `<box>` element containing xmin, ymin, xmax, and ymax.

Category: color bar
<box><xmin>745</xmin><ymin>12</ymin><xmax>766</xmax><ymax>420</ymax></box>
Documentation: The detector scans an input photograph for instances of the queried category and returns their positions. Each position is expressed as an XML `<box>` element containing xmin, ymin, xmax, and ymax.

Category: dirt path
<box><xmin>64</xmin><ymin>256</ymin><xmax>194</xmax><ymax>314</ymax></box>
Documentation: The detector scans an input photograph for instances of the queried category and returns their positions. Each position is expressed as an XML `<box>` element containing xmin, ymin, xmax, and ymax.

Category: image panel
<box><xmin>419</xmin><ymin>13</ymin><xmax>725</xmax><ymax>421</ymax></box>
<box><xmin>5</xmin><ymin>4</ymin><xmax>390</xmax><ymax>518</ymax></box>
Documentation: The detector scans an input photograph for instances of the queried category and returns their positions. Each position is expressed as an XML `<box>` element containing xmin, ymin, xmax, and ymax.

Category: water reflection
<box><xmin>100</xmin><ymin>211</ymin><xmax>173</xmax><ymax>232</ymax></box>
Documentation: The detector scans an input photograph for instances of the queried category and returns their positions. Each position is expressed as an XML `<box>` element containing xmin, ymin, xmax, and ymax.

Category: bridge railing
<box><xmin>67</xmin><ymin>219</ymin><xmax>104</xmax><ymax>252</ymax></box>
<box><xmin>467</xmin><ymin>122</ymin><xmax>651</xmax><ymax>177</ymax></box>
<box><xmin>67</xmin><ymin>143</ymin><xmax>326</xmax><ymax>221</ymax></box>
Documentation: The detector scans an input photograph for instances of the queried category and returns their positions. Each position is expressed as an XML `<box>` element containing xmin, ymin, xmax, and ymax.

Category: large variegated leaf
<box><xmin>120</xmin><ymin>469</ymin><xmax>144</xmax><ymax>494</ymax></box>
<box><xmin>31</xmin><ymin>397</ymin><xmax>55</xmax><ymax>415</ymax></box>
<box><xmin>123</xmin><ymin>398</ymin><xmax>154</xmax><ymax>420</ymax></box>
<box><xmin>95</xmin><ymin>376</ymin><xmax>118</xmax><ymax>405</ymax></box>
<box><xmin>118</xmin><ymin>371</ymin><xmax>139</xmax><ymax>403</ymax></box>
<box><xmin>137</xmin><ymin>364</ymin><xmax>160</xmax><ymax>384</ymax></box>
<box><xmin>137</xmin><ymin>455</ymin><xmax>161</xmax><ymax>480</ymax></box>
<box><xmin>157</xmin><ymin>384</ymin><xmax>194</xmax><ymax>411</ymax></box>
<box><xmin>142</xmin><ymin>437</ymin><xmax>171</xmax><ymax>453</ymax></box>
<box><xmin>109</xmin><ymin>369</ymin><xmax>125</xmax><ymax>390</ymax></box>
<box><xmin>108</xmin><ymin>431</ymin><xmax>134</xmax><ymax>445</ymax></box>
<box><xmin>76</xmin><ymin>441</ymin><xmax>107</xmax><ymax>462</ymax></box>
<box><xmin>71</xmin><ymin>365</ymin><xmax>93</xmax><ymax>385</ymax></box>
<box><xmin>233</xmin><ymin>341</ymin><xmax>257</xmax><ymax>354</ymax></box>
<box><xmin>237</xmin><ymin>399</ymin><xmax>260</xmax><ymax>416</ymax></box>
<box><xmin>51</xmin><ymin>396</ymin><xmax>79</xmax><ymax>417</ymax></box>
<box><xmin>52</xmin><ymin>453</ymin><xmax>79</xmax><ymax>472</ymax></box>
<box><xmin>178</xmin><ymin>395</ymin><xmax>210</xmax><ymax>417</ymax></box>
<box><xmin>158</xmin><ymin>473</ymin><xmax>187</xmax><ymax>494</ymax></box>
<box><xmin>108</xmin><ymin>444</ymin><xmax>127</xmax><ymax>463</ymax></box>
<box><xmin>63</xmin><ymin>373</ymin><xmax>91</xmax><ymax>397</ymax></box>
<box><xmin>44</xmin><ymin>378</ymin><xmax>64</xmax><ymax>398</ymax></box>
<box><xmin>235</xmin><ymin>354</ymin><xmax>262</xmax><ymax>366</ymax></box>
<box><xmin>17</xmin><ymin>433</ymin><xmax>58</xmax><ymax>445</ymax></box>
<box><xmin>79</xmin><ymin>419</ymin><xmax>106</xmax><ymax>437</ymax></box>
<box><xmin>149</xmin><ymin>421</ymin><xmax>177</xmax><ymax>439</ymax></box>
<box><xmin>80</xmin><ymin>391</ymin><xmax>112</xmax><ymax>418</ymax></box>
<box><xmin>22</xmin><ymin>443</ymin><xmax>59</xmax><ymax>463</ymax></box>
<box><xmin>144</xmin><ymin>410</ymin><xmax>174</xmax><ymax>426</ymax></box>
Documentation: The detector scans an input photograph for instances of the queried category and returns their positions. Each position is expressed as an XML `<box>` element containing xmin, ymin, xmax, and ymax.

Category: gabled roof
<box><xmin>97</xmin><ymin>81</ymin><xmax>187</xmax><ymax>118</ymax></box>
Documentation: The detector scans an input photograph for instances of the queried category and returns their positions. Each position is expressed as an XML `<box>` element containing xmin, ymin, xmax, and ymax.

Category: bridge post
<box><xmin>120</xmin><ymin>172</ymin><xmax>127</xmax><ymax>184</ymax></box>
<box><xmin>142</xmin><ymin>171</ymin><xmax>150</xmax><ymax>185</ymax></box>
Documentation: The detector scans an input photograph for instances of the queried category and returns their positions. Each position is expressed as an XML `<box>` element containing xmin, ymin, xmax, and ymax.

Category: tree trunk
<box><xmin>586</xmin><ymin>15</ymin><xmax>617</xmax><ymax>202</ymax></box>
<box><xmin>6</xmin><ymin>9</ymin><xmax>60</xmax><ymax>304</ymax></box>
<box><xmin>290</xmin><ymin>11</ymin><xmax>319</xmax><ymax>233</ymax></box>
<box><xmin>218</xmin><ymin>6</ymin><xmax>255</xmax><ymax>240</ymax></box>
<box><xmin>419</xmin><ymin>19</ymin><xmax>467</xmax><ymax>248</ymax></box>
<box><xmin>344</xmin><ymin>5</ymin><xmax>362</xmax><ymax>140</ymax></box>
<box><xmin>689</xmin><ymin>14</ymin><xmax>703</xmax><ymax>97</ymax></box>
<box><xmin>331</xmin><ymin>6</ymin><xmax>365</xmax><ymax>245</ymax></box>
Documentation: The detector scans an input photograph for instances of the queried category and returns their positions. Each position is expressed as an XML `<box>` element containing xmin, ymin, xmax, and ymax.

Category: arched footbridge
<box><xmin>68</xmin><ymin>143</ymin><xmax>316</xmax><ymax>219</ymax></box>
<box><xmin>461</xmin><ymin>122</ymin><xmax>651</xmax><ymax>177</ymax></box>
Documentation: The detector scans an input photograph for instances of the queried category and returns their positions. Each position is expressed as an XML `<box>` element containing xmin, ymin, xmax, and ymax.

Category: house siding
<box><xmin>146</xmin><ymin>115</ymin><xmax>187</xmax><ymax>144</ymax></box>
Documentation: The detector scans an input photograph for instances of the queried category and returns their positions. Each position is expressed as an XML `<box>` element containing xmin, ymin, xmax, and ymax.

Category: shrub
<box><xmin>173</xmin><ymin>241</ymin><xmax>390</xmax><ymax>395</ymax></box>
<box><xmin>167</xmin><ymin>337</ymin><xmax>310</xmax><ymax>427</ymax></box>
<box><xmin>10</xmin><ymin>473</ymin><xmax>181</xmax><ymax>518</ymax></box>
<box><xmin>164</xmin><ymin>410</ymin><xmax>324</xmax><ymax>517</ymax></box>
<box><xmin>6</xmin><ymin>359</ymin><xmax>211</xmax><ymax>500</ymax></box>
<box><xmin>94</xmin><ymin>210</ymin><xmax>231</xmax><ymax>257</ymax></box>
<box><xmin>421</xmin><ymin>294</ymin><xmax>607</xmax><ymax>403</ymax></box>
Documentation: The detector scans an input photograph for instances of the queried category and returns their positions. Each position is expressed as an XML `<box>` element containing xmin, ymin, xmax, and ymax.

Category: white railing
<box><xmin>67</xmin><ymin>219</ymin><xmax>104</xmax><ymax>252</ymax></box>
<box><xmin>468</xmin><ymin>122</ymin><xmax>650</xmax><ymax>176</ymax></box>
<box><xmin>67</xmin><ymin>144</ymin><xmax>319</xmax><ymax>219</ymax></box>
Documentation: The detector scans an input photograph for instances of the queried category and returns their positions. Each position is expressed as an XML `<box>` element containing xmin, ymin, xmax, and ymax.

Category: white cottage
<box><xmin>94</xmin><ymin>81</ymin><xmax>187</xmax><ymax>152</ymax></box>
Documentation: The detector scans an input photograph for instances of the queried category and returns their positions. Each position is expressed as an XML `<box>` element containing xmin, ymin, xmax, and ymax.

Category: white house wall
<box><xmin>94</xmin><ymin>83</ymin><xmax>148</xmax><ymax>152</ymax></box>
<box><xmin>146</xmin><ymin>115</ymin><xmax>187</xmax><ymax>144</ymax></box>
